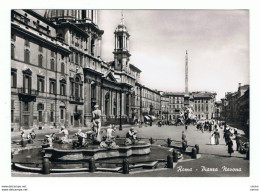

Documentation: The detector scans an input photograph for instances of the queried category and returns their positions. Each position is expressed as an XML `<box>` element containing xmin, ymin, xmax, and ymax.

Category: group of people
<box><xmin>207</xmin><ymin>121</ymin><xmax>246</xmax><ymax>157</ymax></box>
<box><xmin>197</xmin><ymin>119</ymin><xmax>218</xmax><ymax>133</ymax></box>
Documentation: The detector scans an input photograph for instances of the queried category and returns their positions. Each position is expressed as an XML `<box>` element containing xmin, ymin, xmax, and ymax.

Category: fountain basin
<box><xmin>43</xmin><ymin>143</ymin><xmax>151</xmax><ymax>161</ymax></box>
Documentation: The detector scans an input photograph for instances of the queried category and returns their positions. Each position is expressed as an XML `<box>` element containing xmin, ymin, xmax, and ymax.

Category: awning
<box><xmin>149</xmin><ymin>115</ymin><xmax>156</xmax><ymax>120</ymax></box>
<box><xmin>144</xmin><ymin>116</ymin><xmax>150</xmax><ymax>120</ymax></box>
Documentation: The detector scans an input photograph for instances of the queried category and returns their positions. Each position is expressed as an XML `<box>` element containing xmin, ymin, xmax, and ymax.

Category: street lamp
<box><xmin>119</xmin><ymin>90</ymin><xmax>122</xmax><ymax>131</ymax></box>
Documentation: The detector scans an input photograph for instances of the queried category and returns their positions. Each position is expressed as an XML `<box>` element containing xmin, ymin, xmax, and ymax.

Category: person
<box><xmin>181</xmin><ymin>131</ymin><xmax>186</xmax><ymax>141</ymax></box>
<box><xmin>21</xmin><ymin>130</ymin><xmax>27</xmax><ymax>141</ymax></box>
<box><xmin>235</xmin><ymin>134</ymin><xmax>242</xmax><ymax>151</ymax></box>
<box><xmin>59</xmin><ymin>126</ymin><xmax>69</xmax><ymax>143</ymax></box>
<box><xmin>29</xmin><ymin>129</ymin><xmax>36</xmax><ymax>139</ymax></box>
<box><xmin>182</xmin><ymin>139</ymin><xmax>188</xmax><ymax>152</ymax></box>
<box><xmin>213</xmin><ymin>129</ymin><xmax>220</xmax><ymax>145</ymax></box>
<box><xmin>227</xmin><ymin>138</ymin><xmax>234</xmax><ymax>157</ymax></box>
<box><xmin>223</xmin><ymin>127</ymin><xmax>231</xmax><ymax>145</ymax></box>
<box><xmin>210</xmin><ymin>134</ymin><xmax>215</xmax><ymax>145</ymax></box>
<box><xmin>92</xmin><ymin>105</ymin><xmax>102</xmax><ymax>142</ymax></box>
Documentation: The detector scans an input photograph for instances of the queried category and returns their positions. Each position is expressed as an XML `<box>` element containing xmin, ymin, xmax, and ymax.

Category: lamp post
<box><xmin>119</xmin><ymin>90</ymin><xmax>122</xmax><ymax>131</ymax></box>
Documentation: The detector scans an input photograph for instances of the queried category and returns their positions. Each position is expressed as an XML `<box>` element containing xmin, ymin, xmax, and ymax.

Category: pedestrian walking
<box><xmin>182</xmin><ymin>131</ymin><xmax>186</xmax><ymax>141</ymax></box>
<box><xmin>227</xmin><ymin>138</ymin><xmax>234</xmax><ymax>157</ymax></box>
<box><xmin>235</xmin><ymin>134</ymin><xmax>242</xmax><ymax>151</ymax></box>
<box><xmin>182</xmin><ymin>139</ymin><xmax>188</xmax><ymax>153</ymax></box>
<box><xmin>209</xmin><ymin>134</ymin><xmax>215</xmax><ymax>145</ymax></box>
<box><xmin>223</xmin><ymin>127</ymin><xmax>231</xmax><ymax>145</ymax></box>
<box><xmin>213</xmin><ymin>129</ymin><xmax>220</xmax><ymax>145</ymax></box>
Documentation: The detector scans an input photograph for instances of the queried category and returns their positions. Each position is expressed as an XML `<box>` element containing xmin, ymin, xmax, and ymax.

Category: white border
<box><xmin>1</xmin><ymin>0</ymin><xmax>259</xmax><ymax>191</ymax></box>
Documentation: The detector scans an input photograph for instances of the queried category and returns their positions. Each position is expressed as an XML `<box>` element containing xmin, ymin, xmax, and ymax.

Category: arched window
<box><xmin>119</xmin><ymin>36</ymin><xmax>123</xmax><ymax>49</ymax></box>
<box><xmin>24</xmin><ymin>49</ymin><xmax>30</xmax><ymax>63</ymax></box>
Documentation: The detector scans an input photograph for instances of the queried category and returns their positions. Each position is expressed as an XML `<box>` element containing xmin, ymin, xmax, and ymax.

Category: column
<box><xmin>84</xmin><ymin>81</ymin><xmax>91</xmax><ymax>115</ymax></box>
<box><xmin>122</xmin><ymin>91</ymin><xmax>125</xmax><ymax>116</ymax></box>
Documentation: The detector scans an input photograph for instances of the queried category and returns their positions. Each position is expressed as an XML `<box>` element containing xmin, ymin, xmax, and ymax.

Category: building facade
<box><xmin>11</xmin><ymin>9</ymin><xmax>145</xmax><ymax>130</ymax></box>
<box><xmin>220</xmin><ymin>84</ymin><xmax>249</xmax><ymax>124</ymax></box>
<box><xmin>162</xmin><ymin>91</ymin><xmax>216</xmax><ymax>121</ymax></box>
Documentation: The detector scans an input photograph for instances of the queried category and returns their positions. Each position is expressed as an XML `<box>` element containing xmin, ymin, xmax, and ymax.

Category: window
<box><xmin>91</xmin><ymin>39</ymin><xmax>95</xmax><ymax>55</ymax></box>
<box><xmin>39</xmin><ymin>45</ymin><xmax>43</xmax><ymax>52</ymax></box>
<box><xmin>75</xmin><ymin>53</ymin><xmax>78</xmax><ymax>64</ymax></box>
<box><xmin>23</xmin><ymin>75</ymin><xmax>31</xmax><ymax>94</ymax></box>
<box><xmin>50</xmin><ymin>59</ymin><xmax>55</xmax><ymax>71</ymax></box>
<box><xmin>49</xmin><ymin>79</ymin><xmax>56</xmax><ymax>94</ymax></box>
<box><xmin>23</xmin><ymin>102</ymin><xmax>29</xmax><ymax>111</ymax></box>
<box><xmin>11</xmin><ymin>33</ymin><xmax>16</xmax><ymax>41</ymax></box>
<box><xmin>82</xmin><ymin>10</ymin><xmax>86</xmax><ymax>19</ymax></box>
<box><xmin>75</xmin><ymin>77</ymin><xmax>80</xmax><ymax>99</ymax></box>
<box><xmin>38</xmin><ymin>55</ymin><xmax>43</xmax><ymax>67</ymax></box>
<box><xmin>11</xmin><ymin>110</ymin><xmax>14</xmax><ymax>123</ymax></box>
<box><xmin>24</xmin><ymin>49</ymin><xmax>30</xmax><ymax>63</ymax></box>
<box><xmin>11</xmin><ymin>100</ymin><xmax>15</xmax><ymax>123</ymax></box>
<box><xmin>38</xmin><ymin>111</ymin><xmax>43</xmax><ymax>122</ymax></box>
<box><xmin>37</xmin><ymin>76</ymin><xmax>44</xmax><ymax>93</ymax></box>
<box><xmin>80</xmin><ymin>55</ymin><xmax>83</xmax><ymax>66</ymax></box>
<box><xmin>119</xmin><ymin>36</ymin><xmax>123</xmax><ymax>49</ymax></box>
<box><xmin>11</xmin><ymin>70</ymin><xmax>17</xmax><ymax>88</ymax></box>
<box><xmin>50</xmin><ymin>103</ymin><xmax>54</xmax><ymax>122</ymax></box>
<box><xmin>25</xmin><ymin>39</ymin><xmax>30</xmax><ymax>47</ymax></box>
<box><xmin>61</xmin><ymin>63</ymin><xmax>65</xmax><ymax>74</ymax></box>
<box><xmin>51</xmin><ymin>51</ymin><xmax>55</xmax><ymax>57</ymax></box>
<box><xmin>91</xmin><ymin>84</ymin><xmax>96</xmax><ymax>98</ymax></box>
<box><xmin>11</xmin><ymin>44</ymin><xmax>15</xmax><ymax>59</ymax></box>
<box><xmin>70</xmin><ymin>53</ymin><xmax>74</xmax><ymax>62</ymax></box>
<box><xmin>60</xmin><ymin>83</ymin><xmax>66</xmax><ymax>96</ymax></box>
<box><xmin>60</xmin><ymin>108</ymin><xmax>64</xmax><ymax>120</ymax></box>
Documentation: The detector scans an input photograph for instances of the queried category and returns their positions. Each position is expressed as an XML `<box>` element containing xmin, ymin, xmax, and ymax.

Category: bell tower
<box><xmin>113</xmin><ymin>11</ymin><xmax>131</xmax><ymax>72</ymax></box>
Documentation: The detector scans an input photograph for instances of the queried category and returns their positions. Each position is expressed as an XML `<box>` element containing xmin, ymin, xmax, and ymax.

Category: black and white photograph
<box><xmin>1</xmin><ymin>0</ymin><xmax>260</xmax><ymax>190</ymax></box>
<box><xmin>10</xmin><ymin>9</ymin><xmax>250</xmax><ymax>177</ymax></box>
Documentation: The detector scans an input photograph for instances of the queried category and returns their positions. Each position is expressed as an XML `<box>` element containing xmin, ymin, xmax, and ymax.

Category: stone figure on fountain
<box><xmin>125</xmin><ymin>127</ymin><xmax>138</xmax><ymax>145</ymax></box>
<box><xmin>73</xmin><ymin>129</ymin><xmax>88</xmax><ymax>148</ymax></box>
<box><xmin>99</xmin><ymin>124</ymin><xmax>118</xmax><ymax>149</ymax></box>
<box><xmin>43</xmin><ymin>135</ymin><xmax>53</xmax><ymax>148</ymax></box>
<box><xmin>59</xmin><ymin>126</ymin><xmax>70</xmax><ymax>144</ymax></box>
<box><xmin>92</xmin><ymin>105</ymin><xmax>102</xmax><ymax>143</ymax></box>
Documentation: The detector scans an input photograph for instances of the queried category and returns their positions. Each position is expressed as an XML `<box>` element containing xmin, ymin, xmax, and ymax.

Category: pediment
<box><xmin>103</xmin><ymin>71</ymin><xmax>117</xmax><ymax>83</ymax></box>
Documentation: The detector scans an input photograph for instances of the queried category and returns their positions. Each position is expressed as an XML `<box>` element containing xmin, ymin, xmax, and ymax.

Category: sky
<box><xmin>35</xmin><ymin>10</ymin><xmax>249</xmax><ymax>101</ymax></box>
<box><xmin>98</xmin><ymin>10</ymin><xmax>249</xmax><ymax>101</ymax></box>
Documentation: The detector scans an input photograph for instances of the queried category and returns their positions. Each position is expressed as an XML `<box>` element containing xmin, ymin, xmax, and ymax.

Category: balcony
<box><xmin>18</xmin><ymin>88</ymin><xmax>38</xmax><ymax>102</ymax></box>
<box><xmin>69</xmin><ymin>96</ymin><xmax>84</xmax><ymax>105</ymax></box>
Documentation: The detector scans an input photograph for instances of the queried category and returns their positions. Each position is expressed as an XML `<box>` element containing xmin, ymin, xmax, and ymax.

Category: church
<box><xmin>11</xmin><ymin>9</ymin><xmax>160</xmax><ymax>130</ymax></box>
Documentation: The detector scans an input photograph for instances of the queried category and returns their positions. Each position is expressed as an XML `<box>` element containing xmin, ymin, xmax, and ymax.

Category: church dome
<box><xmin>44</xmin><ymin>10</ymin><xmax>98</xmax><ymax>24</ymax></box>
